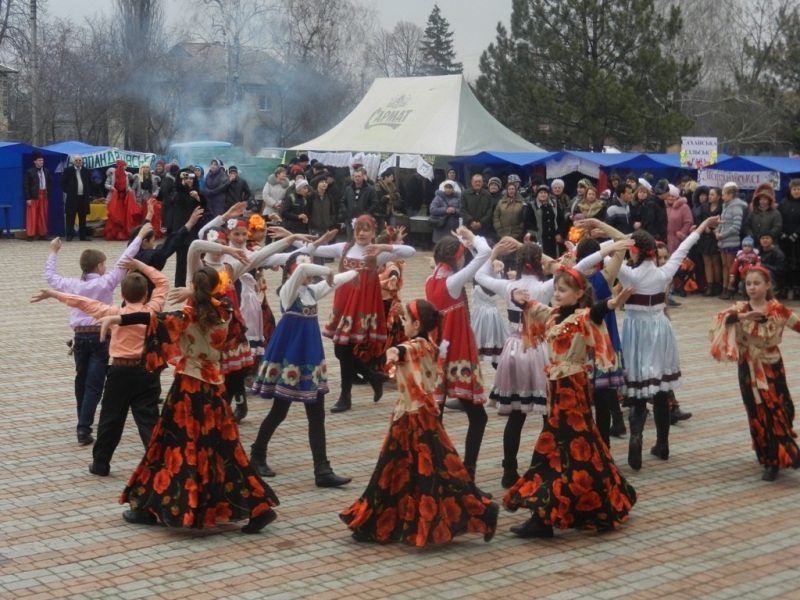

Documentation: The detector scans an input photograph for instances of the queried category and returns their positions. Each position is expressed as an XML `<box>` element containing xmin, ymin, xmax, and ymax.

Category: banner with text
<box><xmin>68</xmin><ymin>149</ymin><xmax>157</xmax><ymax>170</ymax></box>
<box><xmin>697</xmin><ymin>169</ymin><xmax>780</xmax><ymax>190</ymax></box>
<box><xmin>680</xmin><ymin>137</ymin><xmax>718</xmax><ymax>168</ymax></box>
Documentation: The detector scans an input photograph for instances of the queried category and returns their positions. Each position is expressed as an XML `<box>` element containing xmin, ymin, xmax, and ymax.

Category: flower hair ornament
<box><xmin>227</xmin><ymin>218</ymin><xmax>248</xmax><ymax>231</ymax></box>
<box><xmin>352</xmin><ymin>214</ymin><xmax>377</xmax><ymax>230</ymax></box>
<box><xmin>213</xmin><ymin>269</ymin><xmax>231</xmax><ymax>296</ymax></box>
<box><xmin>629</xmin><ymin>245</ymin><xmax>656</xmax><ymax>260</ymax></box>
<box><xmin>288</xmin><ymin>254</ymin><xmax>312</xmax><ymax>275</ymax></box>
<box><xmin>205</xmin><ymin>229</ymin><xmax>227</xmax><ymax>244</ymax></box>
<box><xmin>248</xmin><ymin>214</ymin><xmax>266</xmax><ymax>231</ymax></box>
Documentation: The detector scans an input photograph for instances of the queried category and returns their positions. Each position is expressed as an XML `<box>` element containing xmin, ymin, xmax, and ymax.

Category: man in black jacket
<box><xmin>342</xmin><ymin>168</ymin><xmax>378</xmax><ymax>237</ymax></box>
<box><xmin>641</xmin><ymin>180</ymin><xmax>669</xmax><ymax>243</ymax></box>
<box><xmin>222</xmin><ymin>166</ymin><xmax>255</xmax><ymax>213</ymax></box>
<box><xmin>461</xmin><ymin>173</ymin><xmax>494</xmax><ymax>242</ymax></box>
<box><xmin>605</xmin><ymin>182</ymin><xmax>636</xmax><ymax>235</ymax></box>
<box><xmin>281</xmin><ymin>179</ymin><xmax>311</xmax><ymax>234</ymax></box>
<box><xmin>61</xmin><ymin>155</ymin><xmax>94</xmax><ymax>241</ymax></box>
<box><xmin>168</xmin><ymin>169</ymin><xmax>208</xmax><ymax>287</ymax></box>
<box><xmin>24</xmin><ymin>151</ymin><xmax>52</xmax><ymax>241</ymax></box>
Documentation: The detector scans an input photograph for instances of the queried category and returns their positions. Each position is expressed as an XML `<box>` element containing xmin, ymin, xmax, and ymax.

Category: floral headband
<box><xmin>351</xmin><ymin>215</ymin><xmax>377</xmax><ymax>231</ymax></box>
<box><xmin>288</xmin><ymin>254</ymin><xmax>312</xmax><ymax>275</ymax></box>
<box><xmin>227</xmin><ymin>218</ymin><xmax>248</xmax><ymax>231</ymax></box>
<box><xmin>205</xmin><ymin>229</ymin><xmax>228</xmax><ymax>244</ymax></box>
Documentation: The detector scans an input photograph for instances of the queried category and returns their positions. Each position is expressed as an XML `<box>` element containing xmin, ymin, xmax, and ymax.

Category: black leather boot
<box><xmin>330</xmin><ymin>393</ymin><xmax>351</xmax><ymax>413</ymax></box>
<box><xmin>609</xmin><ymin>408</ymin><xmax>627</xmax><ymax>437</ymax></box>
<box><xmin>368</xmin><ymin>370</ymin><xmax>386</xmax><ymax>403</ymax></box>
<box><xmin>509</xmin><ymin>515</ymin><xmax>554</xmax><ymax>538</ymax></box>
<box><xmin>250</xmin><ymin>445</ymin><xmax>276</xmax><ymax>477</ymax></box>
<box><xmin>466</xmin><ymin>465</ymin><xmax>492</xmax><ymax>499</ymax></box>
<box><xmin>762</xmin><ymin>465</ymin><xmax>779</xmax><ymax>481</ymax></box>
<box><xmin>670</xmin><ymin>405</ymin><xmax>692</xmax><ymax>425</ymax></box>
<box><xmin>241</xmin><ymin>508</ymin><xmax>277</xmax><ymax>534</ymax></box>
<box><xmin>314</xmin><ymin>461</ymin><xmax>352</xmax><ymax>487</ymax></box>
<box><xmin>650</xmin><ymin>400</ymin><xmax>670</xmax><ymax>460</ymax></box>
<box><xmin>501</xmin><ymin>459</ymin><xmax>519</xmax><ymax>489</ymax></box>
<box><xmin>233</xmin><ymin>394</ymin><xmax>248</xmax><ymax>423</ymax></box>
<box><xmin>627</xmin><ymin>402</ymin><xmax>648</xmax><ymax>470</ymax></box>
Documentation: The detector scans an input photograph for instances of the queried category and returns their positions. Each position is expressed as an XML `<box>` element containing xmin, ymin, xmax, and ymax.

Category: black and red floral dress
<box><xmin>710</xmin><ymin>301</ymin><xmax>800</xmax><ymax>471</ymax></box>
<box><xmin>119</xmin><ymin>298</ymin><xmax>279</xmax><ymax>529</ymax></box>
<box><xmin>504</xmin><ymin>301</ymin><xmax>637</xmax><ymax>532</ymax></box>
<box><xmin>340</xmin><ymin>337</ymin><xmax>498</xmax><ymax>546</ymax></box>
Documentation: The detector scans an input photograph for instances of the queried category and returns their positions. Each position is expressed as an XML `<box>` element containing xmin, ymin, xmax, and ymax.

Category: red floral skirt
<box><xmin>503</xmin><ymin>372</ymin><xmax>636</xmax><ymax>531</ymax></box>
<box><xmin>738</xmin><ymin>360</ymin><xmax>800</xmax><ymax>469</ymax></box>
<box><xmin>120</xmin><ymin>374</ymin><xmax>279</xmax><ymax>529</ymax></box>
<box><xmin>340</xmin><ymin>403</ymin><xmax>497</xmax><ymax>546</ymax></box>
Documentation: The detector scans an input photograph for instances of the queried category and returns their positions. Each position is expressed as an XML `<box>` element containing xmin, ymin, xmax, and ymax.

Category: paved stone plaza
<box><xmin>2</xmin><ymin>238</ymin><xmax>800</xmax><ymax>600</ymax></box>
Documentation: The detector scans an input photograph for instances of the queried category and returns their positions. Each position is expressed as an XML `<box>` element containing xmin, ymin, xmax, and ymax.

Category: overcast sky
<box><xmin>45</xmin><ymin>0</ymin><xmax>512</xmax><ymax>78</ymax></box>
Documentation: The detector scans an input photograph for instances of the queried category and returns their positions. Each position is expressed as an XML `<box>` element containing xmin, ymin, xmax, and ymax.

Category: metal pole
<box><xmin>30</xmin><ymin>0</ymin><xmax>38</xmax><ymax>145</ymax></box>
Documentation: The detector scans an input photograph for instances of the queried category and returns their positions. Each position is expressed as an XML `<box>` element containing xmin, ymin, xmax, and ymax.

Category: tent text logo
<box><xmin>365</xmin><ymin>95</ymin><xmax>413</xmax><ymax>130</ymax></box>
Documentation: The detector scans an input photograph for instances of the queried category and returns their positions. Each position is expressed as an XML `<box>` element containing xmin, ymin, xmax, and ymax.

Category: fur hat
<box><xmin>638</xmin><ymin>178</ymin><xmax>652</xmax><ymax>191</ymax></box>
<box><xmin>752</xmin><ymin>182</ymin><xmax>776</xmax><ymax>206</ymax></box>
<box><xmin>488</xmin><ymin>177</ymin><xmax>501</xmax><ymax>188</ymax></box>
<box><xmin>507</xmin><ymin>174</ymin><xmax>522</xmax><ymax>186</ymax></box>
<box><xmin>551</xmin><ymin>178</ymin><xmax>565</xmax><ymax>189</ymax></box>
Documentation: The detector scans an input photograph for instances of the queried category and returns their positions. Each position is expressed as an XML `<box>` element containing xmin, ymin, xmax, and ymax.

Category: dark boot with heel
<box><xmin>233</xmin><ymin>394</ymin><xmax>248</xmax><ymax>423</ymax></box>
<box><xmin>627</xmin><ymin>403</ymin><xmax>648</xmax><ymax>470</ymax></box>
<box><xmin>650</xmin><ymin>400</ymin><xmax>671</xmax><ymax>460</ymax></box>
<box><xmin>314</xmin><ymin>461</ymin><xmax>352</xmax><ymax>487</ymax></box>
<box><xmin>250</xmin><ymin>445</ymin><xmax>276</xmax><ymax>477</ymax></box>
<box><xmin>330</xmin><ymin>393</ymin><xmax>351</xmax><ymax>413</ymax></box>
<box><xmin>501</xmin><ymin>459</ymin><xmax>520</xmax><ymax>489</ymax></box>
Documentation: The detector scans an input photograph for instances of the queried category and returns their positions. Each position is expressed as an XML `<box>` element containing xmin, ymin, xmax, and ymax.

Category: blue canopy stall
<box><xmin>0</xmin><ymin>142</ymin><xmax>65</xmax><ymax>236</ymax></box>
<box><xmin>700</xmin><ymin>155</ymin><xmax>800</xmax><ymax>196</ymax></box>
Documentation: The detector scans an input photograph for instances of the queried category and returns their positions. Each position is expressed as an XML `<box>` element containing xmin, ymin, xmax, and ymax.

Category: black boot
<box><xmin>501</xmin><ymin>459</ymin><xmax>519</xmax><ymax>489</ymax></box>
<box><xmin>368</xmin><ymin>370</ymin><xmax>386</xmax><ymax>403</ymax></box>
<box><xmin>762</xmin><ymin>465</ymin><xmax>779</xmax><ymax>481</ymax></box>
<box><xmin>233</xmin><ymin>394</ymin><xmax>248</xmax><ymax>423</ymax></box>
<box><xmin>465</xmin><ymin>465</ymin><xmax>492</xmax><ymax>499</ymax></box>
<box><xmin>670</xmin><ymin>405</ymin><xmax>692</xmax><ymax>425</ymax></box>
<box><xmin>650</xmin><ymin>400</ymin><xmax>670</xmax><ymax>460</ymax></box>
<box><xmin>241</xmin><ymin>508</ymin><xmax>277</xmax><ymax>534</ymax></box>
<box><xmin>250</xmin><ymin>445</ymin><xmax>276</xmax><ymax>477</ymax></box>
<box><xmin>509</xmin><ymin>516</ymin><xmax>554</xmax><ymax>538</ymax></box>
<box><xmin>330</xmin><ymin>393</ymin><xmax>351</xmax><ymax>413</ymax></box>
<box><xmin>627</xmin><ymin>402</ymin><xmax>648</xmax><ymax>471</ymax></box>
<box><xmin>703</xmin><ymin>283</ymin><xmax>717</xmax><ymax>297</ymax></box>
<box><xmin>314</xmin><ymin>461</ymin><xmax>352</xmax><ymax>487</ymax></box>
<box><xmin>609</xmin><ymin>408</ymin><xmax>627</xmax><ymax>438</ymax></box>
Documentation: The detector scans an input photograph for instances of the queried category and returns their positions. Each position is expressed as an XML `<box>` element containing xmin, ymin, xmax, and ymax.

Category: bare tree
<box><xmin>368</xmin><ymin>21</ymin><xmax>425</xmax><ymax>78</ymax></box>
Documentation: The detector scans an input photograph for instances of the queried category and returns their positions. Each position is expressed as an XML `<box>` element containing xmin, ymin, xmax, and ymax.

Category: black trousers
<box><xmin>224</xmin><ymin>368</ymin><xmax>247</xmax><ymax>402</ymax></box>
<box><xmin>334</xmin><ymin>343</ymin><xmax>371</xmax><ymax>396</ymax></box>
<box><xmin>438</xmin><ymin>399</ymin><xmax>488</xmax><ymax>471</ymax></box>
<box><xmin>92</xmin><ymin>365</ymin><xmax>160</xmax><ymax>467</ymax></box>
<box><xmin>65</xmin><ymin>194</ymin><xmax>89</xmax><ymax>240</ymax></box>
<box><xmin>251</xmin><ymin>394</ymin><xmax>327</xmax><ymax>465</ymax></box>
<box><xmin>174</xmin><ymin>245</ymin><xmax>189</xmax><ymax>288</ymax></box>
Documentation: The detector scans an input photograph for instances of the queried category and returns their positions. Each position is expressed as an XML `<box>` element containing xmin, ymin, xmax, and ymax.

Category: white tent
<box><xmin>291</xmin><ymin>75</ymin><xmax>544</xmax><ymax>156</ymax></box>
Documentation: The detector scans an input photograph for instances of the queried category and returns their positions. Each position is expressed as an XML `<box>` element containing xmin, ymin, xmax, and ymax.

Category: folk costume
<box><xmin>710</xmin><ymin>294</ymin><xmax>800</xmax><ymax>480</ymax></box>
<box><xmin>470</xmin><ymin>282</ymin><xmax>508</xmax><ymax>366</ymax></box>
<box><xmin>104</xmin><ymin>161</ymin><xmax>137</xmax><ymax>241</ymax></box>
<box><xmin>504</xmin><ymin>292</ymin><xmax>637</xmax><ymax>537</ymax></box>
<box><xmin>117</xmin><ymin>297</ymin><xmax>279</xmax><ymax>531</ymax></box>
<box><xmin>340</xmin><ymin>333</ymin><xmax>498</xmax><ymax>546</ymax></box>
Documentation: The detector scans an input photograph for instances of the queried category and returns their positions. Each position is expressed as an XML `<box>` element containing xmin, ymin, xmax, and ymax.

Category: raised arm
<box><xmin>54</xmin><ymin>292</ymin><xmax>122</xmax><ymax>319</ymax></box>
<box><xmin>102</xmin><ymin>234</ymin><xmax>143</xmax><ymax>290</ymax></box>
<box><xmin>141</xmin><ymin>262</ymin><xmax>169</xmax><ymax>311</ymax></box>
<box><xmin>188</xmin><ymin>239</ymin><xmax>226</xmax><ymax>276</ymax></box>
<box><xmin>302</xmin><ymin>241</ymin><xmax>346</xmax><ymax>259</ymax></box>
<box><xmin>446</xmin><ymin>234</ymin><xmax>491</xmax><ymax>298</ymax></box>
<box><xmin>311</xmin><ymin>271</ymin><xmax>359</xmax><ymax>301</ymax></box>
<box><xmin>375</xmin><ymin>244</ymin><xmax>416</xmax><ymax>266</ymax></box>
<box><xmin>279</xmin><ymin>263</ymin><xmax>330</xmax><ymax>307</ymax></box>
<box><xmin>229</xmin><ymin>238</ymin><xmax>290</xmax><ymax>281</ymax></box>
<box><xmin>198</xmin><ymin>215</ymin><xmax>223</xmax><ymax>241</ymax></box>
<box><xmin>44</xmin><ymin>239</ymin><xmax>70</xmax><ymax>292</ymax></box>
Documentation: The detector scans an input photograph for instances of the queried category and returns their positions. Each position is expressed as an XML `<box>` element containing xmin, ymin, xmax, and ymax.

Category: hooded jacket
<box><xmin>167</xmin><ymin>172</ymin><xmax>208</xmax><ymax>244</ymax></box>
<box><xmin>718</xmin><ymin>197</ymin><xmax>748</xmax><ymax>249</ymax></box>
<box><xmin>203</xmin><ymin>166</ymin><xmax>227</xmax><ymax>216</ymax></box>
<box><xmin>641</xmin><ymin>194</ymin><xmax>667</xmax><ymax>242</ymax></box>
<box><xmin>429</xmin><ymin>189</ymin><xmax>461</xmax><ymax>243</ymax></box>
<box><xmin>262</xmin><ymin>173</ymin><xmax>289</xmax><ymax>217</ymax></box>
<box><xmin>744</xmin><ymin>193</ymin><xmax>782</xmax><ymax>243</ymax></box>
<box><xmin>524</xmin><ymin>195</ymin><xmax>565</xmax><ymax>257</ymax></box>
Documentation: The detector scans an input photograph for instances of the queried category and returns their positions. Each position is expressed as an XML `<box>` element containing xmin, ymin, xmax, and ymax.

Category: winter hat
<box><xmin>742</xmin><ymin>236</ymin><xmax>755</xmax><ymax>248</ymax></box>
<box><xmin>507</xmin><ymin>174</ymin><xmax>522</xmax><ymax>185</ymax></box>
<box><xmin>228</xmin><ymin>165</ymin><xmax>238</xmax><ymax>173</ymax></box>
<box><xmin>169</xmin><ymin>164</ymin><xmax>180</xmax><ymax>176</ymax></box>
<box><xmin>155</xmin><ymin>159</ymin><xmax>166</xmax><ymax>168</ymax></box>
<box><xmin>298</xmin><ymin>153</ymin><xmax>310</xmax><ymax>162</ymax></box>
<box><xmin>295</xmin><ymin>180</ymin><xmax>310</xmax><ymax>192</ymax></box>
<box><xmin>488</xmin><ymin>177</ymin><xmax>502</xmax><ymax>188</ymax></box>
<box><xmin>536</xmin><ymin>184</ymin><xmax>551</xmax><ymax>195</ymax></box>
<box><xmin>577</xmin><ymin>178</ymin><xmax>592</xmax><ymax>189</ymax></box>
<box><xmin>753</xmin><ymin>182</ymin><xmax>776</xmax><ymax>206</ymax></box>
<box><xmin>638</xmin><ymin>178</ymin><xmax>652</xmax><ymax>191</ymax></box>
<box><xmin>551</xmin><ymin>178</ymin><xmax>565</xmax><ymax>189</ymax></box>
<box><xmin>668</xmin><ymin>184</ymin><xmax>680</xmax><ymax>198</ymax></box>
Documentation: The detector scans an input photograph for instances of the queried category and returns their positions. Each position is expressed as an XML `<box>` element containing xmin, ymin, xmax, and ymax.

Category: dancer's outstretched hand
<box><xmin>168</xmin><ymin>287</ymin><xmax>191</xmax><ymax>305</ymax></box>
<box><xmin>30</xmin><ymin>288</ymin><xmax>56</xmax><ymax>303</ymax></box>
<box><xmin>512</xmin><ymin>289</ymin><xmax>530</xmax><ymax>305</ymax></box>
<box><xmin>385</xmin><ymin>347</ymin><xmax>400</xmax><ymax>364</ymax></box>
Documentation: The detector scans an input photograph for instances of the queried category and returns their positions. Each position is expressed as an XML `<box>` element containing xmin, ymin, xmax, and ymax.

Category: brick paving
<box><xmin>2</xmin><ymin>237</ymin><xmax>800</xmax><ymax>600</ymax></box>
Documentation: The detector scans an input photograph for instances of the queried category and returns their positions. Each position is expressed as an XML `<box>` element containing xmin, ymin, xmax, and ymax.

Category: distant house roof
<box><xmin>168</xmin><ymin>43</ymin><xmax>276</xmax><ymax>86</ymax></box>
<box><xmin>0</xmin><ymin>64</ymin><xmax>18</xmax><ymax>74</ymax></box>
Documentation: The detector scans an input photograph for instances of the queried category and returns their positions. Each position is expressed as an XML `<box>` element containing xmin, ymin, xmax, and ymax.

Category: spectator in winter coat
<box><xmin>221</xmin><ymin>166</ymin><xmax>254</xmax><ymax>213</ymax></box>
<box><xmin>429</xmin><ymin>181</ymin><xmax>461</xmax><ymax>244</ymax></box>
<box><xmin>573</xmin><ymin>186</ymin><xmax>606</xmax><ymax>221</ymax></box>
<box><xmin>759</xmin><ymin>233</ymin><xmax>787</xmax><ymax>291</ymax></box>
<box><xmin>307</xmin><ymin>175</ymin><xmax>338</xmax><ymax>235</ymax></box>
<box><xmin>641</xmin><ymin>180</ymin><xmax>669</xmax><ymax>242</ymax></box>
<box><xmin>666</xmin><ymin>185</ymin><xmax>694</xmax><ymax>254</ymax></box>
<box><xmin>203</xmin><ymin>159</ymin><xmax>227</xmax><ymax>216</ymax></box>
<box><xmin>743</xmin><ymin>182</ymin><xmax>782</xmax><ymax>247</ymax></box>
<box><xmin>550</xmin><ymin>178</ymin><xmax>571</xmax><ymax>212</ymax></box>
<box><xmin>487</xmin><ymin>177</ymin><xmax>503</xmax><ymax>210</ymax></box>
<box><xmin>262</xmin><ymin>166</ymin><xmax>289</xmax><ymax>219</ymax></box>
<box><xmin>777</xmin><ymin>178</ymin><xmax>800</xmax><ymax>298</ymax></box>
<box><xmin>461</xmin><ymin>173</ymin><xmax>494</xmax><ymax>241</ymax></box>
<box><xmin>374</xmin><ymin>170</ymin><xmax>400</xmax><ymax>229</ymax></box>
<box><xmin>493</xmin><ymin>183</ymin><xmax>525</xmax><ymax>241</ymax></box>
<box><xmin>717</xmin><ymin>182</ymin><xmax>748</xmax><ymax>300</ymax></box>
<box><xmin>342</xmin><ymin>168</ymin><xmax>378</xmax><ymax>237</ymax></box>
<box><xmin>605</xmin><ymin>182</ymin><xmax>635</xmax><ymax>235</ymax></box>
<box><xmin>281</xmin><ymin>179</ymin><xmax>310</xmax><ymax>234</ymax></box>
<box><xmin>524</xmin><ymin>184</ymin><xmax>565</xmax><ymax>258</ymax></box>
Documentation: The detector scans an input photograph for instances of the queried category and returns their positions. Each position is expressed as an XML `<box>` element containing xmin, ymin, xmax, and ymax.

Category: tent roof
<box><xmin>451</xmin><ymin>151</ymin><xmax>560</xmax><ymax>167</ymax></box>
<box><xmin>0</xmin><ymin>142</ymin><xmax>63</xmax><ymax>156</ymax></box>
<box><xmin>42</xmin><ymin>141</ymin><xmax>111</xmax><ymax>155</ymax></box>
<box><xmin>291</xmin><ymin>75</ymin><xmax>544</xmax><ymax>156</ymax></box>
<box><xmin>168</xmin><ymin>141</ymin><xmax>232</xmax><ymax>149</ymax></box>
<box><xmin>711</xmin><ymin>155</ymin><xmax>800</xmax><ymax>175</ymax></box>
